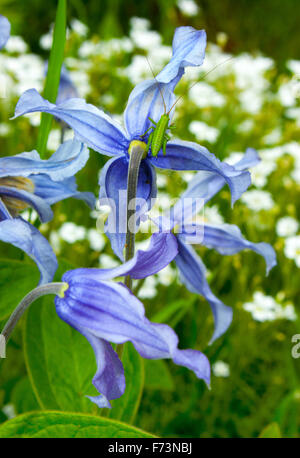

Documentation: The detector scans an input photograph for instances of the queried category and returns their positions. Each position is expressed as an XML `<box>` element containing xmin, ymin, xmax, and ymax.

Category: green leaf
<box><xmin>37</xmin><ymin>0</ymin><xmax>66</xmax><ymax>157</ymax></box>
<box><xmin>151</xmin><ymin>299</ymin><xmax>191</xmax><ymax>325</ymax></box>
<box><xmin>0</xmin><ymin>259</ymin><xmax>39</xmax><ymax>320</ymax></box>
<box><xmin>144</xmin><ymin>359</ymin><xmax>174</xmax><ymax>392</ymax></box>
<box><xmin>0</xmin><ymin>411</ymin><xmax>155</xmax><ymax>438</ymax></box>
<box><xmin>259</xmin><ymin>422</ymin><xmax>282</xmax><ymax>438</ymax></box>
<box><xmin>108</xmin><ymin>343</ymin><xmax>144</xmax><ymax>424</ymax></box>
<box><xmin>11</xmin><ymin>377</ymin><xmax>40</xmax><ymax>414</ymax></box>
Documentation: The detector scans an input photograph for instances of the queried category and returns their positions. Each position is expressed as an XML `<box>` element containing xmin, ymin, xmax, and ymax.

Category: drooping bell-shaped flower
<box><xmin>55</xmin><ymin>233</ymin><xmax>210</xmax><ymax>408</ymax></box>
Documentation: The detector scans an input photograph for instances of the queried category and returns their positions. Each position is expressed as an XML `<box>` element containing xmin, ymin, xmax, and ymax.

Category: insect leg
<box><xmin>140</xmin><ymin>126</ymin><xmax>153</xmax><ymax>137</ymax></box>
<box><xmin>162</xmin><ymin>137</ymin><xmax>168</xmax><ymax>156</ymax></box>
<box><xmin>146</xmin><ymin>132</ymin><xmax>153</xmax><ymax>153</ymax></box>
<box><xmin>148</xmin><ymin>117</ymin><xmax>157</xmax><ymax>126</ymax></box>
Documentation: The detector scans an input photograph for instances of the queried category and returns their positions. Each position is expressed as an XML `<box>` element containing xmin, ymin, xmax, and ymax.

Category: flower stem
<box><xmin>117</xmin><ymin>141</ymin><xmax>146</xmax><ymax>360</ymax></box>
<box><xmin>124</xmin><ymin>141</ymin><xmax>147</xmax><ymax>290</ymax></box>
<box><xmin>0</xmin><ymin>282</ymin><xmax>68</xmax><ymax>344</ymax></box>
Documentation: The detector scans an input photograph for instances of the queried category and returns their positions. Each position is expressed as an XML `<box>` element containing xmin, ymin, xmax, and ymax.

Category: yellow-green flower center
<box><xmin>128</xmin><ymin>140</ymin><xmax>148</xmax><ymax>159</ymax></box>
<box><xmin>0</xmin><ymin>176</ymin><xmax>35</xmax><ymax>215</ymax></box>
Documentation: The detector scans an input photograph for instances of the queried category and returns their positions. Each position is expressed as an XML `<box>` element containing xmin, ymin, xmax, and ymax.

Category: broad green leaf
<box><xmin>259</xmin><ymin>422</ymin><xmax>282</xmax><ymax>438</ymax></box>
<box><xmin>151</xmin><ymin>298</ymin><xmax>195</xmax><ymax>331</ymax></box>
<box><xmin>0</xmin><ymin>411</ymin><xmax>155</xmax><ymax>438</ymax></box>
<box><xmin>0</xmin><ymin>259</ymin><xmax>39</xmax><ymax>320</ymax></box>
<box><xmin>108</xmin><ymin>343</ymin><xmax>144</xmax><ymax>424</ymax></box>
<box><xmin>11</xmin><ymin>377</ymin><xmax>40</xmax><ymax>414</ymax></box>
<box><xmin>144</xmin><ymin>359</ymin><xmax>174</xmax><ymax>392</ymax></box>
<box><xmin>37</xmin><ymin>0</ymin><xmax>66</xmax><ymax>157</ymax></box>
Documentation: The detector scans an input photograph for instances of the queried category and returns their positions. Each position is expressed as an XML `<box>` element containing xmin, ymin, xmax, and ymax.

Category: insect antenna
<box><xmin>145</xmin><ymin>56</ymin><xmax>167</xmax><ymax>113</ymax></box>
<box><xmin>167</xmin><ymin>56</ymin><xmax>234</xmax><ymax>115</ymax></box>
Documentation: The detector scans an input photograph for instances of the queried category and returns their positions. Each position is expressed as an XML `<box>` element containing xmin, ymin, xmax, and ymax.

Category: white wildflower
<box><xmin>58</xmin><ymin>222</ymin><xmax>86</xmax><ymax>243</ymax></box>
<box><xmin>284</xmin><ymin>236</ymin><xmax>300</xmax><ymax>267</ymax></box>
<box><xmin>241</xmin><ymin>190</ymin><xmax>274</xmax><ymax>211</ymax></box>
<box><xmin>177</xmin><ymin>0</ymin><xmax>200</xmax><ymax>16</ymax></box>
<box><xmin>189</xmin><ymin>120</ymin><xmax>219</xmax><ymax>143</ymax></box>
<box><xmin>276</xmin><ymin>217</ymin><xmax>299</xmax><ymax>237</ymax></box>
<box><xmin>99</xmin><ymin>254</ymin><xmax>119</xmax><ymax>269</ymax></box>
<box><xmin>138</xmin><ymin>276</ymin><xmax>157</xmax><ymax>299</ymax></box>
<box><xmin>243</xmin><ymin>292</ymin><xmax>281</xmax><ymax>322</ymax></box>
<box><xmin>189</xmin><ymin>82</ymin><xmax>225</xmax><ymax>108</ymax></box>
<box><xmin>212</xmin><ymin>361</ymin><xmax>230</xmax><ymax>377</ymax></box>
<box><xmin>87</xmin><ymin>229</ymin><xmax>106</xmax><ymax>251</ymax></box>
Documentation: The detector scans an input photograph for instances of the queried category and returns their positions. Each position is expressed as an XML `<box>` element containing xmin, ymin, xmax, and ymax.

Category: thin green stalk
<box><xmin>1</xmin><ymin>282</ymin><xmax>68</xmax><ymax>344</ymax></box>
<box><xmin>115</xmin><ymin>141</ymin><xmax>146</xmax><ymax>360</ymax></box>
<box><xmin>124</xmin><ymin>142</ymin><xmax>147</xmax><ymax>289</ymax></box>
<box><xmin>37</xmin><ymin>0</ymin><xmax>67</xmax><ymax>157</ymax></box>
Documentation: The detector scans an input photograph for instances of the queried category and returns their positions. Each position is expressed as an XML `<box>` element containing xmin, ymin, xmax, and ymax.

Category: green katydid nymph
<box><xmin>141</xmin><ymin>56</ymin><xmax>233</xmax><ymax>158</ymax></box>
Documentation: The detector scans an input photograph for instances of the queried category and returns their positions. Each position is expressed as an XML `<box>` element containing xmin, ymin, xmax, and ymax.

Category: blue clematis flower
<box><xmin>13</xmin><ymin>26</ymin><xmax>251</xmax><ymax>260</ymax></box>
<box><xmin>151</xmin><ymin>148</ymin><xmax>277</xmax><ymax>343</ymax></box>
<box><xmin>55</xmin><ymin>232</ymin><xmax>210</xmax><ymax>408</ymax></box>
<box><xmin>0</xmin><ymin>15</ymin><xmax>10</xmax><ymax>50</ymax></box>
<box><xmin>0</xmin><ymin>140</ymin><xmax>95</xmax><ymax>283</ymax></box>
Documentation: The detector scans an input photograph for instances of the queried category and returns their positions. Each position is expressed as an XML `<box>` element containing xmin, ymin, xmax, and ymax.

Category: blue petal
<box><xmin>31</xmin><ymin>174</ymin><xmax>95</xmax><ymax>208</ymax></box>
<box><xmin>0</xmin><ymin>198</ymin><xmax>12</xmax><ymax>219</ymax></box>
<box><xmin>151</xmin><ymin>140</ymin><xmax>251</xmax><ymax>205</ymax></box>
<box><xmin>234</xmin><ymin>147</ymin><xmax>260</xmax><ymax>171</ymax></box>
<box><xmin>168</xmin><ymin>147</ymin><xmax>260</xmax><ymax>224</ymax></box>
<box><xmin>99</xmin><ymin>156</ymin><xmax>157</xmax><ymax>260</ymax></box>
<box><xmin>0</xmin><ymin>140</ymin><xmax>90</xmax><ymax>182</ymax></box>
<box><xmin>156</xmin><ymin>27</ymin><xmax>207</xmax><ymax>84</ymax></box>
<box><xmin>0</xmin><ymin>15</ymin><xmax>10</xmax><ymax>50</ymax></box>
<box><xmin>124</xmin><ymin>27</ymin><xmax>206</xmax><ymax>138</ymax></box>
<box><xmin>124</xmin><ymin>80</ymin><xmax>176</xmax><ymax>139</ymax></box>
<box><xmin>73</xmin><ymin>325</ymin><xmax>125</xmax><ymax>409</ymax></box>
<box><xmin>0</xmin><ymin>218</ymin><xmax>57</xmax><ymax>284</ymax></box>
<box><xmin>13</xmin><ymin>89</ymin><xmax>129</xmax><ymax>156</ymax></box>
<box><xmin>62</xmin><ymin>232</ymin><xmax>178</xmax><ymax>284</ymax></box>
<box><xmin>202</xmin><ymin>223</ymin><xmax>277</xmax><ymax>274</ymax></box>
<box><xmin>175</xmin><ymin>238</ymin><xmax>233</xmax><ymax>343</ymax></box>
<box><xmin>55</xmin><ymin>278</ymin><xmax>210</xmax><ymax>389</ymax></box>
<box><xmin>0</xmin><ymin>185</ymin><xmax>53</xmax><ymax>222</ymax></box>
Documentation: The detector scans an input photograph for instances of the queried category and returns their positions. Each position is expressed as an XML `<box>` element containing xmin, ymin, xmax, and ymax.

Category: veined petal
<box><xmin>13</xmin><ymin>89</ymin><xmax>129</xmax><ymax>156</ymax></box>
<box><xmin>55</xmin><ymin>278</ymin><xmax>210</xmax><ymax>388</ymax></box>
<box><xmin>170</xmin><ymin>147</ymin><xmax>260</xmax><ymax>224</ymax></box>
<box><xmin>234</xmin><ymin>147</ymin><xmax>260</xmax><ymax>171</ymax></box>
<box><xmin>124</xmin><ymin>80</ymin><xmax>175</xmax><ymax>139</ymax></box>
<box><xmin>0</xmin><ymin>140</ymin><xmax>90</xmax><ymax>181</ymax></box>
<box><xmin>73</xmin><ymin>326</ymin><xmax>125</xmax><ymax>409</ymax></box>
<box><xmin>99</xmin><ymin>156</ymin><xmax>157</xmax><ymax>260</ymax></box>
<box><xmin>151</xmin><ymin>140</ymin><xmax>251</xmax><ymax>205</ymax></box>
<box><xmin>202</xmin><ymin>223</ymin><xmax>277</xmax><ymax>274</ymax></box>
<box><xmin>175</xmin><ymin>238</ymin><xmax>232</xmax><ymax>342</ymax></box>
<box><xmin>156</xmin><ymin>27</ymin><xmax>207</xmax><ymax>84</ymax></box>
<box><xmin>0</xmin><ymin>15</ymin><xmax>10</xmax><ymax>50</ymax></box>
<box><xmin>0</xmin><ymin>185</ymin><xmax>53</xmax><ymax>222</ymax></box>
<box><xmin>0</xmin><ymin>218</ymin><xmax>57</xmax><ymax>284</ymax></box>
<box><xmin>0</xmin><ymin>197</ymin><xmax>12</xmax><ymax>220</ymax></box>
<box><xmin>31</xmin><ymin>174</ymin><xmax>95</xmax><ymax>208</ymax></box>
<box><xmin>62</xmin><ymin>232</ymin><xmax>178</xmax><ymax>284</ymax></box>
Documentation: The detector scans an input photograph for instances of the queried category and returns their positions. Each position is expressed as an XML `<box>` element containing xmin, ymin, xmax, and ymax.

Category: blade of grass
<box><xmin>37</xmin><ymin>0</ymin><xmax>67</xmax><ymax>158</ymax></box>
